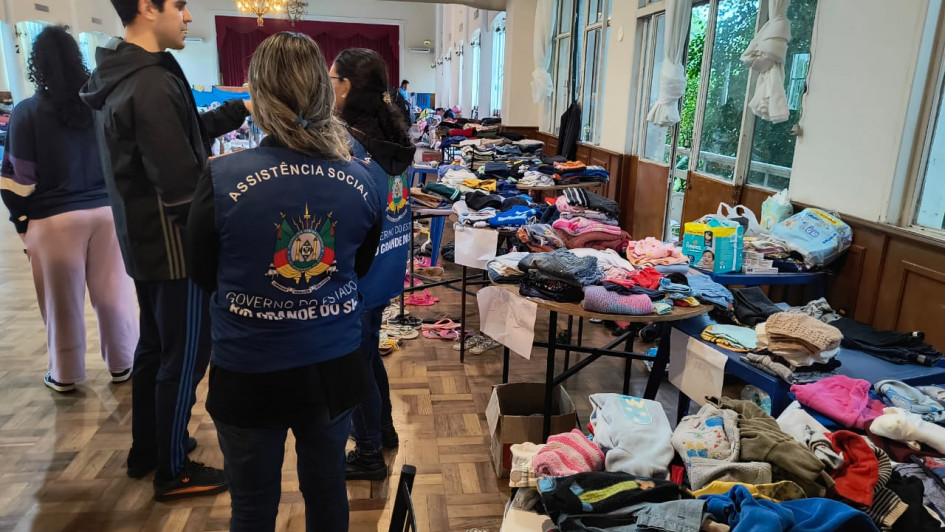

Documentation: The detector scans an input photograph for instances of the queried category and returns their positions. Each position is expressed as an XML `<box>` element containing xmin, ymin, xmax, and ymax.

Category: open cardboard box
<box><xmin>485</xmin><ymin>382</ymin><xmax>577</xmax><ymax>479</ymax></box>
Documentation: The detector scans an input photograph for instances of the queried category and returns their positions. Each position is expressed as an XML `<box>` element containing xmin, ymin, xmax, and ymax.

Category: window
<box><xmin>547</xmin><ymin>0</ymin><xmax>613</xmax><ymax>143</ymax></box>
<box><xmin>579</xmin><ymin>0</ymin><xmax>612</xmax><ymax>143</ymax></box>
<box><xmin>911</xmin><ymin>51</ymin><xmax>945</xmax><ymax>233</ymax></box>
<box><xmin>916</xmin><ymin>105</ymin><xmax>945</xmax><ymax>231</ymax></box>
<box><xmin>13</xmin><ymin>21</ymin><xmax>52</xmax><ymax>98</ymax></box>
<box><xmin>456</xmin><ymin>41</ymin><xmax>464</xmax><ymax>111</ymax></box>
<box><xmin>79</xmin><ymin>32</ymin><xmax>111</xmax><ymax>71</ymax></box>
<box><xmin>548</xmin><ymin>0</ymin><xmax>574</xmax><ymax>132</ymax></box>
<box><xmin>637</xmin><ymin>0</ymin><xmax>818</xmax><ymax>189</ymax></box>
<box><xmin>747</xmin><ymin>0</ymin><xmax>818</xmax><ymax>190</ymax></box>
<box><xmin>491</xmin><ymin>14</ymin><xmax>506</xmax><ymax>116</ymax></box>
<box><xmin>470</xmin><ymin>31</ymin><xmax>481</xmax><ymax>115</ymax></box>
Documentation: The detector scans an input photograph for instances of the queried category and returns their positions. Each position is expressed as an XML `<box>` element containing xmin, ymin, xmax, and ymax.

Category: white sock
<box><xmin>870</xmin><ymin>407</ymin><xmax>945</xmax><ymax>454</ymax></box>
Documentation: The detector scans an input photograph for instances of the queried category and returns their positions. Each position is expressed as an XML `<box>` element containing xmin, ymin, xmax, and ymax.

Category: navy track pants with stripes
<box><xmin>128</xmin><ymin>279</ymin><xmax>211</xmax><ymax>480</ymax></box>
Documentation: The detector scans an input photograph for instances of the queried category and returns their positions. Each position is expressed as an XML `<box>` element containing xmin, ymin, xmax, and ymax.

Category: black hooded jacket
<box><xmin>80</xmin><ymin>40</ymin><xmax>248</xmax><ymax>281</ymax></box>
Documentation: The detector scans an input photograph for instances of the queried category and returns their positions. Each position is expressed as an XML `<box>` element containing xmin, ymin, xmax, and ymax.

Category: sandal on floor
<box><xmin>469</xmin><ymin>335</ymin><xmax>501</xmax><ymax>355</ymax></box>
<box><xmin>381</xmin><ymin>325</ymin><xmax>420</xmax><ymax>340</ymax></box>
<box><xmin>438</xmin><ymin>329</ymin><xmax>463</xmax><ymax>341</ymax></box>
<box><xmin>404</xmin><ymin>290</ymin><xmax>439</xmax><ymax>306</ymax></box>
<box><xmin>452</xmin><ymin>333</ymin><xmax>481</xmax><ymax>351</ymax></box>
<box><xmin>379</xmin><ymin>335</ymin><xmax>401</xmax><ymax>356</ymax></box>
<box><xmin>415</xmin><ymin>266</ymin><xmax>444</xmax><ymax>277</ymax></box>
<box><xmin>422</xmin><ymin>329</ymin><xmax>444</xmax><ymax>339</ymax></box>
<box><xmin>421</xmin><ymin>318</ymin><xmax>459</xmax><ymax>331</ymax></box>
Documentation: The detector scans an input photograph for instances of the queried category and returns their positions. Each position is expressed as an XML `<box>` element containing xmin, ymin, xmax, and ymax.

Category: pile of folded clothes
<box><xmin>486</xmin><ymin>251</ymin><xmax>528</xmax><ymax>284</ymax></box>
<box><xmin>518</xmin><ymin>170</ymin><xmax>555</xmax><ymax>187</ymax></box>
<box><xmin>551</xmin><ymin>217</ymin><xmax>630</xmax><ymax>252</ymax></box>
<box><xmin>518</xmin><ymin>249</ymin><xmax>604</xmax><ymax>303</ymax></box>
<box><xmin>556</xmin><ymin>189</ymin><xmax>620</xmax><ymax>225</ymax></box>
<box><xmin>495</xmin><ymin>144</ymin><xmax>523</xmax><ymax>159</ymax></box>
<box><xmin>570</xmin><ymin>248</ymin><xmax>635</xmax><ymax>280</ymax></box>
<box><xmin>625</xmin><ymin>237</ymin><xmax>690</xmax><ymax>272</ymax></box>
<box><xmin>553</xmin><ymin>161</ymin><xmax>587</xmax><ymax>184</ymax></box>
<box><xmin>744</xmin><ymin>312</ymin><xmax>844</xmax><ymax>384</ymax></box>
<box><xmin>702</xmin><ymin>324</ymin><xmax>758</xmax><ymax>352</ymax></box>
<box><xmin>478</xmin><ymin>161</ymin><xmax>511</xmax><ymax>180</ymax></box>
<box><xmin>462</xmin><ymin>145</ymin><xmax>497</xmax><ymax>170</ymax></box>
<box><xmin>517</xmin><ymin>224</ymin><xmax>566</xmax><ymax>252</ymax></box>
<box><xmin>513</xmin><ymin>139</ymin><xmax>544</xmax><ymax>155</ymax></box>
<box><xmin>419</xmin><ymin>181</ymin><xmax>461</xmax><ymax>204</ymax></box>
<box><xmin>460</xmin><ymin>177</ymin><xmax>497</xmax><ymax>192</ymax></box>
<box><xmin>454</xmin><ymin>193</ymin><xmax>538</xmax><ymax>228</ymax></box>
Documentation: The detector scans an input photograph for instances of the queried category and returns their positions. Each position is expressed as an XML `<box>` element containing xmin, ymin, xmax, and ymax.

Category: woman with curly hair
<box><xmin>0</xmin><ymin>26</ymin><xmax>138</xmax><ymax>392</ymax></box>
<box><xmin>330</xmin><ymin>48</ymin><xmax>415</xmax><ymax>481</ymax></box>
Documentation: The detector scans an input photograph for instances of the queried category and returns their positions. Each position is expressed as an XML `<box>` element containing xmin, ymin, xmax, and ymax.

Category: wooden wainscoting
<box><xmin>826</xmin><ymin>217</ymin><xmax>945</xmax><ymax>352</ymax></box>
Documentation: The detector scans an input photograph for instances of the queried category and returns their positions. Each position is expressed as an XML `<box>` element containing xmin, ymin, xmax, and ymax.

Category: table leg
<box><xmin>543</xmin><ymin>311</ymin><xmax>558</xmax><ymax>442</ymax></box>
<box><xmin>563</xmin><ymin>315</ymin><xmax>574</xmax><ymax>371</ymax></box>
<box><xmin>644</xmin><ymin>323</ymin><xmax>671</xmax><ymax>400</ymax></box>
<box><xmin>460</xmin><ymin>265</ymin><xmax>468</xmax><ymax>363</ymax></box>
<box><xmin>622</xmin><ymin>329</ymin><xmax>634</xmax><ymax>396</ymax></box>
<box><xmin>676</xmin><ymin>390</ymin><xmax>692</xmax><ymax>423</ymax></box>
<box><xmin>502</xmin><ymin>346</ymin><xmax>510</xmax><ymax>384</ymax></box>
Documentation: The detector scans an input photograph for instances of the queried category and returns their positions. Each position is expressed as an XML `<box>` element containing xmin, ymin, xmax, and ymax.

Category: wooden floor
<box><xmin>0</xmin><ymin>219</ymin><xmax>687</xmax><ymax>532</ymax></box>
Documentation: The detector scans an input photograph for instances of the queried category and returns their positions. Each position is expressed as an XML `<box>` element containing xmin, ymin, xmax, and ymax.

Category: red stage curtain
<box><xmin>215</xmin><ymin>16</ymin><xmax>400</xmax><ymax>88</ymax></box>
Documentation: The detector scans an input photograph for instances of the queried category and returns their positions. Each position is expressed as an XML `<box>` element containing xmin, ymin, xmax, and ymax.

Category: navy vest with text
<box><xmin>349</xmin><ymin>137</ymin><xmax>412</xmax><ymax>309</ymax></box>
<box><xmin>208</xmin><ymin>147</ymin><xmax>382</xmax><ymax>373</ymax></box>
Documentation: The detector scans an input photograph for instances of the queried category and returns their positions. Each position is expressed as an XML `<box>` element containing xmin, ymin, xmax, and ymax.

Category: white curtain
<box><xmin>741</xmin><ymin>0</ymin><xmax>792</xmax><ymax>123</ymax></box>
<box><xmin>646</xmin><ymin>0</ymin><xmax>693</xmax><ymax>126</ymax></box>
<box><xmin>531</xmin><ymin>0</ymin><xmax>558</xmax><ymax>103</ymax></box>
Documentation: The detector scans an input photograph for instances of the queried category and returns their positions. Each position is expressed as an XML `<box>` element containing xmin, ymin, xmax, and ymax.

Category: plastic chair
<box><xmin>388</xmin><ymin>464</ymin><xmax>418</xmax><ymax>532</ymax></box>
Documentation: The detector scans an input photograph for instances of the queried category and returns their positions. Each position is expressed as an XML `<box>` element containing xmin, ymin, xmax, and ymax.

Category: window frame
<box><xmin>545</xmin><ymin>0</ymin><xmax>613</xmax><ymax>144</ymax></box>
<box><xmin>578</xmin><ymin>0</ymin><xmax>613</xmax><ymax>144</ymax></box>
<box><xmin>635</xmin><ymin>0</ymin><xmax>816</xmax><ymax>189</ymax></box>
<box><xmin>491</xmin><ymin>13</ymin><xmax>507</xmax><ymax>117</ymax></box>
<box><xmin>899</xmin><ymin>3</ymin><xmax>945</xmax><ymax>238</ymax></box>
<box><xmin>470</xmin><ymin>30</ymin><xmax>481</xmax><ymax>116</ymax></box>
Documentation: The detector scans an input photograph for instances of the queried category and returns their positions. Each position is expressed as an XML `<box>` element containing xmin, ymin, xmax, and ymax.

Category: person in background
<box><xmin>399</xmin><ymin>79</ymin><xmax>410</xmax><ymax>103</ymax></box>
<box><xmin>80</xmin><ymin>0</ymin><xmax>250</xmax><ymax>500</ymax></box>
<box><xmin>331</xmin><ymin>48</ymin><xmax>416</xmax><ymax>481</ymax></box>
<box><xmin>186</xmin><ymin>32</ymin><xmax>382</xmax><ymax>531</ymax></box>
<box><xmin>0</xmin><ymin>26</ymin><xmax>138</xmax><ymax>393</ymax></box>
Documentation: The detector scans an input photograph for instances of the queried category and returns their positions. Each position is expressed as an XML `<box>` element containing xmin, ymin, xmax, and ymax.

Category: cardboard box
<box><xmin>485</xmin><ymin>382</ymin><xmax>577</xmax><ymax>479</ymax></box>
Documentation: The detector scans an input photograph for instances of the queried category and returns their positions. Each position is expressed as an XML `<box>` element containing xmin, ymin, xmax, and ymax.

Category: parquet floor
<box><xmin>0</xmin><ymin>212</ymin><xmax>687</xmax><ymax>532</ymax></box>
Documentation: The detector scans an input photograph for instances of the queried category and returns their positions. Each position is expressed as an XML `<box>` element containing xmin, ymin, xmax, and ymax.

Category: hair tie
<box><xmin>382</xmin><ymin>92</ymin><xmax>392</xmax><ymax>105</ymax></box>
<box><xmin>296</xmin><ymin>112</ymin><xmax>313</xmax><ymax>130</ymax></box>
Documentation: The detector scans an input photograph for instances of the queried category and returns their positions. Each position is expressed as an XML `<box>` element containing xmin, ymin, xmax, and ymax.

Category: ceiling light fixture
<box><xmin>235</xmin><ymin>0</ymin><xmax>286</xmax><ymax>27</ymax></box>
<box><xmin>285</xmin><ymin>0</ymin><xmax>307</xmax><ymax>26</ymax></box>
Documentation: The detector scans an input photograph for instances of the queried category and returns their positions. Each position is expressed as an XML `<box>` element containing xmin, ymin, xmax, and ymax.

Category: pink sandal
<box><xmin>421</xmin><ymin>318</ymin><xmax>458</xmax><ymax>331</ymax></box>
<box><xmin>404</xmin><ymin>290</ymin><xmax>439</xmax><ymax>306</ymax></box>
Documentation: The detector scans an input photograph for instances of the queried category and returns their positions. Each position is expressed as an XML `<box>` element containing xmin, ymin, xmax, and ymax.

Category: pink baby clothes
<box><xmin>791</xmin><ymin>375</ymin><xmax>886</xmax><ymax>430</ymax></box>
<box><xmin>552</xmin><ymin>217</ymin><xmax>625</xmax><ymax>237</ymax></box>
<box><xmin>626</xmin><ymin>237</ymin><xmax>688</xmax><ymax>267</ymax></box>
<box><xmin>532</xmin><ymin>429</ymin><xmax>605</xmax><ymax>477</ymax></box>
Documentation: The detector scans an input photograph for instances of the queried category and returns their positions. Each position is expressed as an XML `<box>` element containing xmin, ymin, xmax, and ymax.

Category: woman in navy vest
<box><xmin>185</xmin><ymin>32</ymin><xmax>382</xmax><ymax>531</ymax></box>
<box><xmin>331</xmin><ymin>48</ymin><xmax>416</xmax><ymax>481</ymax></box>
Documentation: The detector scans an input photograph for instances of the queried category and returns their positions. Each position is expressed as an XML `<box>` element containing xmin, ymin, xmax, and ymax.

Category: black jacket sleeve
<box><xmin>185</xmin><ymin>165</ymin><xmax>219</xmax><ymax>294</ymax></box>
<box><xmin>201</xmin><ymin>99</ymin><xmax>249</xmax><ymax>139</ymax></box>
<box><xmin>0</xmin><ymin>104</ymin><xmax>35</xmax><ymax>234</ymax></box>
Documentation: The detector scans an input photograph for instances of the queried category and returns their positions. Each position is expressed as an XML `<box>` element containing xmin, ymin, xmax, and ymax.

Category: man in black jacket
<box><xmin>80</xmin><ymin>0</ymin><xmax>250</xmax><ymax>501</ymax></box>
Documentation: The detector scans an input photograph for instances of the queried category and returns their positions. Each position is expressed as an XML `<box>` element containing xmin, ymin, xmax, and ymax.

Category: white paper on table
<box><xmin>453</xmin><ymin>224</ymin><xmax>499</xmax><ymax>269</ymax></box>
<box><xmin>668</xmin><ymin>328</ymin><xmax>728</xmax><ymax>405</ymax></box>
<box><xmin>477</xmin><ymin>286</ymin><xmax>538</xmax><ymax>359</ymax></box>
